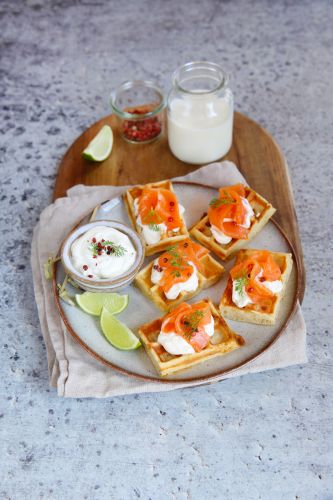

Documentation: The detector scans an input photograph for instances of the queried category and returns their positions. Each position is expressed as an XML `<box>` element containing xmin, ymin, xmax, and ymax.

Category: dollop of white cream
<box><xmin>256</xmin><ymin>271</ymin><xmax>283</xmax><ymax>294</ymax></box>
<box><xmin>261</xmin><ymin>280</ymin><xmax>283</xmax><ymax>293</ymax></box>
<box><xmin>157</xmin><ymin>332</ymin><xmax>195</xmax><ymax>355</ymax></box>
<box><xmin>241</xmin><ymin>198</ymin><xmax>254</xmax><ymax>228</ymax></box>
<box><xmin>134</xmin><ymin>198</ymin><xmax>185</xmax><ymax>244</ymax></box>
<box><xmin>71</xmin><ymin>226</ymin><xmax>136</xmax><ymax>279</ymax></box>
<box><xmin>232</xmin><ymin>269</ymin><xmax>283</xmax><ymax>308</ymax></box>
<box><xmin>136</xmin><ymin>216</ymin><xmax>167</xmax><ymax>245</ymax></box>
<box><xmin>204</xmin><ymin>316</ymin><xmax>215</xmax><ymax>337</ymax></box>
<box><xmin>158</xmin><ymin>315</ymin><xmax>214</xmax><ymax>355</ymax></box>
<box><xmin>232</xmin><ymin>279</ymin><xmax>253</xmax><ymax>308</ymax></box>
<box><xmin>151</xmin><ymin>260</ymin><xmax>198</xmax><ymax>300</ymax></box>
<box><xmin>211</xmin><ymin>197</ymin><xmax>254</xmax><ymax>245</ymax></box>
<box><xmin>133</xmin><ymin>198</ymin><xmax>166</xmax><ymax>245</ymax></box>
<box><xmin>211</xmin><ymin>225</ymin><xmax>232</xmax><ymax>244</ymax></box>
<box><xmin>179</xmin><ymin>204</ymin><xmax>185</xmax><ymax>215</ymax></box>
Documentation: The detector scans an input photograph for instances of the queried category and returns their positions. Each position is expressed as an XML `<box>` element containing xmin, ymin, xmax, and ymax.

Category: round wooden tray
<box><xmin>54</xmin><ymin>111</ymin><xmax>305</xmax><ymax>300</ymax></box>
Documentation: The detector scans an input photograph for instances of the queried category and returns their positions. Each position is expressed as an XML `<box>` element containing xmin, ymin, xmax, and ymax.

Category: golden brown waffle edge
<box><xmin>189</xmin><ymin>186</ymin><xmax>276</xmax><ymax>260</ymax></box>
<box><xmin>135</xmin><ymin>250</ymin><xmax>225</xmax><ymax>312</ymax></box>
<box><xmin>123</xmin><ymin>180</ymin><xmax>189</xmax><ymax>256</ymax></box>
<box><xmin>138</xmin><ymin>298</ymin><xmax>244</xmax><ymax>377</ymax></box>
<box><xmin>219</xmin><ymin>249</ymin><xmax>293</xmax><ymax>325</ymax></box>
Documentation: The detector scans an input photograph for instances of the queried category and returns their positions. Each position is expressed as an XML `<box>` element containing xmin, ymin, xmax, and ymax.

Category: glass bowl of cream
<box><xmin>61</xmin><ymin>220</ymin><xmax>144</xmax><ymax>292</ymax></box>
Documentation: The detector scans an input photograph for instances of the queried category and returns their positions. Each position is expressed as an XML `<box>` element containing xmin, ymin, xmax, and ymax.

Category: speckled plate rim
<box><xmin>52</xmin><ymin>181</ymin><xmax>300</xmax><ymax>384</ymax></box>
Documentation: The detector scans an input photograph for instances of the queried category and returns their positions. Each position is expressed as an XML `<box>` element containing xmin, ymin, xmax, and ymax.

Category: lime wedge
<box><xmin>82</xmin><ymin>125</ymin><xmax>113</xmax><ymax>162</ymax></box>
<box><xmin>76</xmin><ymin>292</ymin><xmax>128</xmax><ymax>316</ymax></box>
<box><xmin>100</xmin><ymin>307</ymin><xmax>141</xmax><ymax>350</ymax></box>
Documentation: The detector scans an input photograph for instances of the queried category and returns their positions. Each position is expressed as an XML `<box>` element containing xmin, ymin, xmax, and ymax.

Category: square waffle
<box><xmin>189</xmin><ymin>186</ymin><xmax>276</xmax><ymax>260</ymax></box>
<box><xmin>135</xmin><ymin>249</ymin><xmax>224</xmax><ymax>312</ymax></box>
<box><xmin>124</xmin><ymin>180</ymin><xmax>189</xmax><ymax>256</ymax></box>
<box><xmin>138</xmin><ymin>299</ymin><xmax>245</xmax><ymax>377</ymax></box>
<box><xmin>219</xmin><ymin>249</ymin><xmax>293</xmax><ymax>325</ymax></box>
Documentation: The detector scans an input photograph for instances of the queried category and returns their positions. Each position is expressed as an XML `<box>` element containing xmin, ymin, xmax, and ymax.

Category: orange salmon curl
<box><xmin>156</xmin><ymin>239</ymin><xmax>209</xmax><ymax>293</ymax></box>
<box><xmin>161</xmin><ymin>301</ymin><xmax>212</xmax><ymax>352</ymax></box>
<box><xmin>230</xmin><ymin>250</ymin><xmax>282</xmax><ymax>304</ymax></box>
<box><xmin>138</xmin><ymin>187</ymin><xmax>182</xmax><ymax>231</ymax></box>
<box><xmin>208</xmin><ymin>184</ymin><xmax>251</xmax><ymax>239</ymax></box>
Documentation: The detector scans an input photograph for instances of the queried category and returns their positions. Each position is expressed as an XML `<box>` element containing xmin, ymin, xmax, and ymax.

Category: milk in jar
<box><xmin>167</xmin><ymin>62</ymin><xmax>233</xmax><ymax>164</ymax></box>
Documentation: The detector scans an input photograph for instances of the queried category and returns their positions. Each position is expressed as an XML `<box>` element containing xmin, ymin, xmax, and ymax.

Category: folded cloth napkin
<box><xmin>31</xmin><ymin>161</ymin><xmax>307</xmax><ymax>398</ymax></box>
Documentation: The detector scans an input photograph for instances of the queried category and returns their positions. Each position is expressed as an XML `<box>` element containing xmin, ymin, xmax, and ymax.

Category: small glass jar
<box><xmin>110</xmin><ymin>80</ymin><xmax>165</xmax><ymax>144</ymax></box>
<box><xmin>167</xmin><ymin>61</ymin><xmax>233</xmax><ymax>164</ymax></box>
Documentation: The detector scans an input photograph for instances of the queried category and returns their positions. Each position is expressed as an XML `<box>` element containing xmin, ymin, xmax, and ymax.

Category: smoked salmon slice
<box><xmin>208</xmin><ymin>184</ymin><xmax>252</xmax><ymax>240</ymax></box>
<box><xmin>137</xmin><ymin>187</ymin><xmax>182</xmax><ymax>231</ymax></box>
<box><xmin>161</xmin><ymin>301</ymin><xmax>212</xmax><ymax>352</ymax></box>
<box><xmin>155</xmin><ymin>239</ymin><xmax>209</xmax><ymax>293</ymax></box>
<box><xmin>230</xmin><ymin>250</ymin><xmax>282</xmax><ymax>304</ymax></box>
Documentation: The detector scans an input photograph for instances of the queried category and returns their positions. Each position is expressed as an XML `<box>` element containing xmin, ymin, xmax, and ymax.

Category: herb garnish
<box><xmin>170</xmin><ymin>269</ymin><xmax>182</xmax><ymax>278</ymax></box>
<box><xmin>148</xmin><ymin>223</ymin><xmax>160</xmax><ymax>231</ymax></box>
<box><xmin>142</xmin><ymin>208</ymin><xmax>163</xmax><ymax>231</ymax></box>
<box><xmin>166</xmin><ymin>245</ymin><xmax>186</xmax><ymax>268</ymax></box>
<box><xmin>165</xmin><ymin>244</ymin><xmax>190</xmax><ymax>278</ymax></box>
<box><xmin>143</xmin><ymin>208</ymin><xmax>162</xmax><ymax>222</ymax></box>
<box><xmin>182</xmin><ymin>310</ymin><xmax>205</xmax><ymax>340</ymax></box>
<box><xmin>234</xmin><ymin>274</ymin><xmax>249</xmax><ymax>296</ymax></box>
<box><xmin>90</xmin><ymin>240</ymin><xmax>127</xmax><ymax>257</ymax></box>
<box><xmin>209</xmin><ymin>190</ymin><xmax>236</xmax><ymax>208</ymax></box>
<box><xmin>43</xmin><ymin>255</ymin><xmax>61</xmax><ymax>280</ymax></box>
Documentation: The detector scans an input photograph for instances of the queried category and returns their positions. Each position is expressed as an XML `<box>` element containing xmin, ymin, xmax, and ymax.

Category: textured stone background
<box><xmin>1</xmin><ymin>0</ymin><xmax>332</xmax><ymax>499</ymax></box>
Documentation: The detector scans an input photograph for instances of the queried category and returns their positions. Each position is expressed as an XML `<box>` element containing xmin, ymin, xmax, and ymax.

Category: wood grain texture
<box><xmin>53</xmin><ymin>111</ymin><xmax>305</xmax><ymax>301</ymax></box>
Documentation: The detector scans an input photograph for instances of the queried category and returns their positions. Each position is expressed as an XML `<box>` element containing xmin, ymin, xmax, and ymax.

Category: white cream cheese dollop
<box><xmin>232</xmin><ymin>279</ymin><xmax>253</xmax><ymax>308</ymax></box>
<box><xmin>232</xmin><ymin>269</ymin><xmax>283</xmax><ymax>308</ymax></box>
<box><xmin>256</xmin><ymin>270</ymin><xmax>283</xmax><ymax>294</ymax></box>
<box><xmin>136</xmin><ymin>216</ymin><xmax>167</xmax><ymax>245</ymax></box>
<box><xmin>158</xmin><ymin>315</ymin><xmax>214</xmax><ymax>355</ymax></box>
<box><xmin>151</xmin><ymin>260</ymin><xmax>198</xmax><ymax>300</ymax></box>
<box><xmin>134</xmin><ymin>197</ymin><xmax>185</xmax><ymax>245</ymax></box>
<box><xmin>211</xmin><ymin>197</ymin><xmax>254</xmax><ymax>245</ymax></box>
<box><xmin>211</xmin><ymin>225</ymin><xmax>233</xmax><ymax>245</ymax></box>
<box><xmin>71</xmin><ymin>226</ymin><xmax>136</xmax><ymax>279</ymax></box>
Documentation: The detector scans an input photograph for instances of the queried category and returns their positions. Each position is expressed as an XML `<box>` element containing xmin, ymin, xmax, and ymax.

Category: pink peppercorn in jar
<box><xmin>110</xmin><ymin>80</ymin><xmax>165</xmax><ymax>144</ymax></box>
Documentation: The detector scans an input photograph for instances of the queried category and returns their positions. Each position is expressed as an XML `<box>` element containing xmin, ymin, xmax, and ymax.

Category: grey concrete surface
<box><xmin>1</xmin><ymin>0</ymin><xmax>332</xmax><ymax>499</ymax></box>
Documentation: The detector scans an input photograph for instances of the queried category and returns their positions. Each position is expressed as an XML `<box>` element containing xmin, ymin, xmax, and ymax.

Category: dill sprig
<box><xmin>163</xmin><ymin>244</ymin><xmax>190</xmax><ymax>278</ymax></box>
<box><xmin>142</xmin><ymin>208</ymin><xmax>163</xmax><ymax>231</ymax></box>
<box><xmin>234</xmin><ymin>273</ymin><xmax>249</xmax><ymax>296</ymax></box>
<box><xmin>90</xmin><ymin>240</ymin><xmax>127</xmax><ymax>257</ymax></box>
<box><xmin>182</xmin><ymin>310</ymin><xmax>205</xmax><ymax>340</ymax></box>
<box><xmin>166</xmin><ymin>244</ymin><xmax>186</xmax><ymax>269</ymax></box>
<box><xmin>209</xmin><ymin>190</ymin><xmax>236</xmax><ymax>208</ymax></box>
<box><xmin>148</xmin><ymin>223</ymin><xmax>160</xmax><ymax>231</ymax></box>
<box><xmin>143</xmin><ymin>208</ymin><xmax>162</xmax><ymax>223</ymax></box>
<box><xmin>171</xmin><ymin>269</ymin><xmax>182</xmax><ymax>278</ymax></box>
<box><xmin>43</xmin><ymin>255</ymin><xmax>61</xmax><ymax>280</ymax></box>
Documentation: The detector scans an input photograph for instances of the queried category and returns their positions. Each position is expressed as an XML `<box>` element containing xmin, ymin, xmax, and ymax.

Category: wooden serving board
<box><xmin>53</xmin><ymin>111</ymin><xmax>305</xmax><ymax>301</ymax></box>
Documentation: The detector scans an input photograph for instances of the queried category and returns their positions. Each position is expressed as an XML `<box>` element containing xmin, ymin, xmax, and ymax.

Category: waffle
<box><xmin>189</xmin><ymin>186</ymin><xmax>276</xmax><ymax>260</ymax></box>
<box><xmin>123</xmin><ymin>180</ymin><xmax>189</xmax><ymax>256</ymax></box>
<box><xmin>138</xmin><ymin>299</ymin><xmax>245</xmax><ymax>377</ymax></box>
<box><xmin>134</xmin><ymin>248</ymin><xmax>224</xmax><ymax>312</ymax></box>
<box><xmin>219</xmin><ymin>249</ymin><xmax>293</xmax><ymax>325</ymax></box>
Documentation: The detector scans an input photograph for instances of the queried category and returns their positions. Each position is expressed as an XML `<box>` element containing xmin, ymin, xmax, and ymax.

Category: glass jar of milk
<box><xmin>167</xmin><ymin>61</ymin><xmax>233</xmax><ymax>164</ymax></box>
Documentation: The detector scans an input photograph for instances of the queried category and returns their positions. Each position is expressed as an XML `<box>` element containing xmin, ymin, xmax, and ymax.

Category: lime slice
<box><xmin>82</xmin><ymin>125</ymin><xmax>113</xmax><ymax>162</ymax></box>
<box><xmin>100</xmin><ymin>307</ymin><xmax>141</xmax><ymax>350</ymax></box>
<box><xmin>76</xmin><ymin>292</ymin><xmax>128</xmax><ymax>316</ymax></box>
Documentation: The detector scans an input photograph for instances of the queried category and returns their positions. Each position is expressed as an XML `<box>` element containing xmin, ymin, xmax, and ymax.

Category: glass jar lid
<box><xmin>172</xmin><ymin>61</ymin><xmax>229</xmax><ymax>95</ymax></box>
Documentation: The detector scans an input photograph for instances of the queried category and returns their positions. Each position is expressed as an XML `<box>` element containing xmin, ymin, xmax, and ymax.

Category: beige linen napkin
<box><xmin>31</xmin><ymin>162</ymin><xmax>307</xmax><ymax>398</ymax></box>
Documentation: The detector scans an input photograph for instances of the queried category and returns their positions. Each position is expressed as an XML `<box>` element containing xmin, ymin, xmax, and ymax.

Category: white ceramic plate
<box><xmin>54</xmin><ymin>182</ymin><xmax>299</xmax><ymax>383</ymax></box>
